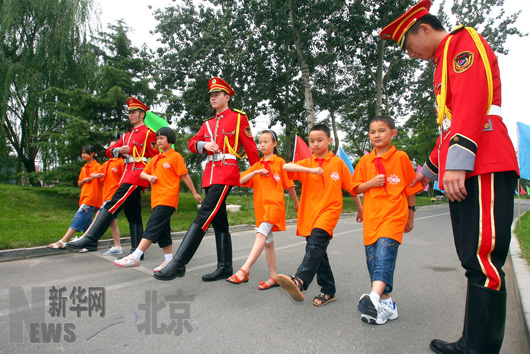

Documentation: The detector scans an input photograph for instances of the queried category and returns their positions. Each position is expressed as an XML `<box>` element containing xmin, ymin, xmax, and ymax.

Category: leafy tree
<box><xmin>0</xmin><ymin>0</ymin><xmax>94</xmax><ymax>185</ymax></box>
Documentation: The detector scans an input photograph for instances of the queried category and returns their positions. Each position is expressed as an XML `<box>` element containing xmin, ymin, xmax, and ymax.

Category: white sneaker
<box><xmin>114</xmin><ymin>254</ymin><xmax>140</xmax><ymax>268</ymax></box>
<box><xmin>103</xmin><ymin>246</ymin><xmax>123</xmax><ymax>256</ymax></box>
<box><xmin>153</xmin><ymin>260</ymin><xmax>169</xmax><ymax>273</ymax></box>
<box><xmin>375</xmin><ymin>301</ymin><xmax>398</xmax><ymax>325</ymax></box>
<box><xmin>358</xmin><ymin>293</ymin><xmax>380</xmax><ymax>318</ymax></box>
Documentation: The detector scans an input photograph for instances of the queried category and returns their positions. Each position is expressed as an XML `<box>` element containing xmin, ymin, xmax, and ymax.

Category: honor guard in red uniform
<box><xmin>380</xmin><ymin>2</ymin><xmax>519</xmax><ymax>353</ymax></box>
<box><xmin>68</xmin><ymin>97</ymin><xmax>159</xmax><ymax>256</ymax></box>
<box><xmin>154</xmin><ymin>77</ymin><xmax>259</xmax><ymax>282</ymax></box>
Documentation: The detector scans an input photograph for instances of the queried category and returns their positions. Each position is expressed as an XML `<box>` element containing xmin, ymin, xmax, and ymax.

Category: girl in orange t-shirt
<box><xmin>227</xmin><ymin>130</ymin><xmax>299</xmax><ymax>289</ymax></box>
<box><xmin>47</xmin><ymin>145</ymin><xmax>102</xmax><ymax>249</ymax></box>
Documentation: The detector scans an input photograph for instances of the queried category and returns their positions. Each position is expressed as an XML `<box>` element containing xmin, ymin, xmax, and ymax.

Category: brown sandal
<box><xmin>277</xmin><ymin>274</ymin><xmax>304</xmax><ymax>301</ymax></box>
<box><xmin>312</xmin><ymin>292</ymin><xmax>337</xmax><ymax>306</ymax></box>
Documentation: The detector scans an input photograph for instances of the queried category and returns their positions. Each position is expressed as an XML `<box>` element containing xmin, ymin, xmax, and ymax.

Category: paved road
<box><xmin>0</xmin><ymin>203</ymin><xmax>529</xmax><ymax>353</ymax></box>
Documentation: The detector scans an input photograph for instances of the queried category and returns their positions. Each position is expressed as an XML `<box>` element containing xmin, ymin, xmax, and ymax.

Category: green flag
<box><xmin>145</xmin><ymin>111</ymin><xmax>174</xmax><ymax>150</ymax></box>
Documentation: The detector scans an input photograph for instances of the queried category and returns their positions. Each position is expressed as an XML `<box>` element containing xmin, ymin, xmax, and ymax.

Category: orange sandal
<box><xmin>258</xmin><ymin>277</ymin><xmax>279</xmax><ymax>290</ymax></box>
<box><xmin>226</xmin><ymin>269</ymin><xmax>249</xmax><ymax>284</ymax></box>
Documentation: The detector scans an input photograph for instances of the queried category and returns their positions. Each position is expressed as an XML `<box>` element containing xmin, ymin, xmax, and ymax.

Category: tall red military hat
<box><xmin>127</xmin><ymin>97</ymin><xmax>150</xmax><ymax>112</ymax></box>
<box><xmin>208</xmin><ymin>77</ymin><xmax>236</xmax><ymax>96</ymax></box>
<box><xmin>379</xmin><ymin>0</ymin><xmax>432</xmax><ymax>49</ymax></box>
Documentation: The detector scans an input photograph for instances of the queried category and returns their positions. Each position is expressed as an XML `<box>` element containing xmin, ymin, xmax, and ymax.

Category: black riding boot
<box><xmin>153</xmin><ymin>223</ymin><xmax>205</xmax><ymax>281</ymax></box>
<box><xmin>464</xmin><ymin>283</ymin><xmax>506</xmax><ymax>354</ymax></box>
<box><xmin>430</xmin><ymin>284</ymin><xmax>468</xmax><ymax>354</ymax></box>
<box><xmin>66</xmin><ymin>209</ymin><xmax>114</xmax><ymax>251</ymax></box>
<box><xmin>129</xmin><ymin>223</ymin><xmax>144</xmax><ymax>260</ymax></box>
<box><xmin>202</xmin><ymin>231</ymin><xmax>232</xmax><ymax>282</ymax></box>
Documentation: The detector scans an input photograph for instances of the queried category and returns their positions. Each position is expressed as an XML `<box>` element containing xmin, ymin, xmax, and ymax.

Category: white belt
<box><xmin>207</xmin><ymin>154</ymin><xmax>236</xmax><ymax>162</ymax></box>
<box><xmin>441</xmin><ymin>105</ymin><xmax>502</xmax><ymax>133</ymax></box>
<box><xmin>124</xmin><ymin>156</ymin><xmax>147</xmax><ymax>164</ymax></box>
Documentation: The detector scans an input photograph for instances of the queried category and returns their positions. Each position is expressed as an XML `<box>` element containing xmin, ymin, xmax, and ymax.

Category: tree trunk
<box><xmin>288</xmin><ymin>0</ymin><xmax>315</xmax><ymax>130</ymax></box>
<box><xmin>327</xmin><ymin>64</ymin><xmax>339</xmax><ymax>154</ymax></box>
<box><xmin>375</xmin><ymin>39</ymin><xmax>385</xmax><ymax>116</ymax></box>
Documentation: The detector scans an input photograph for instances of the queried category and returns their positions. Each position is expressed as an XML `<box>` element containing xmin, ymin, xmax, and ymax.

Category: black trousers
<box><xmin>105</xmin><ymin>183</ymin><xmax>142</xmax><ymax>225</ymax></box>
<box><xmin>295</xmin><ymin>228</ymin><xmax>336</xmax><ymax>295</ymax></box>
<box><xmin>193</xmin><ymin>185</ymin><xmax>232</xmax><ymax>232</ymax></box>
<box><xmin>143</xmin><ymin>205</ymin><xmax>175</xmax><ymax>248</ymax></box>
<box><xmin>449</xmin><ymin>171</ymin><xmax>517</xmax><ymax>292</ymax></box>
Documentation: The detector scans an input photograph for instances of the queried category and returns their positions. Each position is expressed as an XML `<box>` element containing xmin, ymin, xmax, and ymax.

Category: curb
<box><xmin>510</xmin><ymin>211</ymin><xmax>530</xmax><ymax>350</ymax></box>
<box><xmin>0</xmin><ymin>213</ymin><xmax>356</xmax><ymax>263</ymax></box>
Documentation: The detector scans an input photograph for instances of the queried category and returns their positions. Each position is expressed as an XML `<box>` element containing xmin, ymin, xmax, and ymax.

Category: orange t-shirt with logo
<box><xmin>78</xmin><ymin>160</ymin><xmax>103</xmax><ymax>208</ymax></box>
<box><xmin>351</xmin><ymin>146</ymin><xmax>424</xmax><ymax>245</ymax></box>
<box><xmin>143</xmin><ymin>149</ymin><xmax>188</xmax><ymax>210</ymax></box>
<box><xmin>241</xmin><ymin>155</ymin><xmax>295</xmax><ymax>231</ymax></box>
<box><xmin>288</xmin><ymin>151</ymin><xmax>351</xmax><ymax>238</ymax></box>
<box><xmin>97</xmin><ymin>158</ymin><xmax>124</xmax><ymax>201</ymax></box>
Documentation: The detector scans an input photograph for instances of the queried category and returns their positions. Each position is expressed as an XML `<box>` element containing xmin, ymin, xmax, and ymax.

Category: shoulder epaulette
<box><xmin>451</xmin><ymin>25</ymin><xmax>466</xmax><ymax>35</ymax></box>
<box><xmin>147</xmin><ymin>126</ymin><xmax>156</xmax><ymax>133</ymax></box>
<box><xmin>203</xmin><ymin>116</ymin><xmax>215</xmax><ymax>122</ymax></box>
<box><xmin>233</xmin><ymin>108</ymin><xmax>246</xmax><ymax>115</ymax></box>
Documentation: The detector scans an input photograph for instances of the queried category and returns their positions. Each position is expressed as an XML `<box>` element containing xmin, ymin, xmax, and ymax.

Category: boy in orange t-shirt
<box><xmin>277</xmin><ymin>124</ymin><xmax>363</xmax><ymax>306</ymax></box>
<box><xmin>47</xmin><ymin>145</ymin><xmax>102</xmax><ymax>249</ymax></box>
<box><xmin>351</xmin><ymin>115</ymin><xmax>423</xmax><ymax>325</ymax></box>
<box><xmin>114</xmin><ymin>128</ymin><xmax>202</xmax><ymax>272</ymax></box>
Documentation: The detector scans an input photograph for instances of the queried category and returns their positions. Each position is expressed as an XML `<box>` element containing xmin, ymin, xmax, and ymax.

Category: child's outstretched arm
<box><xmin>181</xmin><ymin>174</ymin><xmax>202</xmax><ymax>203</ymax></box>
<box><xmin>140</xmin><ymin>171</ymin><xmax>158</xmax><ymax>184</ymax></box>
<box><xmin>283</xmin><ymin>163</ymin><xmax>323</xmax><ymax>175</ymax></box>
<box><xmin>287</xmin><ymin>186</ymin><xmax>299</xmax><ymax>212</ymax></box>
<box><xmin>353</xmin><ymin>174</ymin><xmax>385</xmax><ymax>194</ymax></box>
<box><xmin>240</xmin><ymin>169</ymin><xmax>269</xmax><ymax>185</ymax></box>
<box><xmin>351</xmin><ymin>194</ymin><xmax>363</xmax><ymax>222</ymax></box>
<box><xmin>404</xmin><ymin>194</ymin><xmax>416</xmax><ymax>233</ymax></box>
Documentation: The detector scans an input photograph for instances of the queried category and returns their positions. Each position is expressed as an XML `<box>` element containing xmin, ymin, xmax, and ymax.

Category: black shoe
<box><xmin>153</xmin><ymin>258</ymin><xmax>186</xmax><ymax>281</ymax></box>
<box><xmin>153</xmin><ymin>223</ymin><xmax>205</xmax><ymax>281</ymax></box>
<box><xmin>66</xmin><ymin>209</ymin><xmax>114</xmax><ymax>250</ymax></box>
<box><xmin>202</xmin><ymin>267</ymin><xmax>233</xmax><ymax>282</ymax></box>
<box><xmin>430</xmin><ymin>337</ymin><xmax>465</xmax><ymax>354</ymax></box>
<box><xmin>465</xmin><ymin>283</ymin><xmax>506</xmax><ymax>354</ymax></box>
<box><xmin>202</xmin><ymin>231</ymin><xmax>232</xmax><ymax>282</ymax></box>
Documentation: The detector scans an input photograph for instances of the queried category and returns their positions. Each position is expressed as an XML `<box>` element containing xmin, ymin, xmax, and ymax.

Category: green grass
<box><xmin>0</xmin><ymin>183</ymin><xmax>444</xmax><ymax>250</ymax></box>
<box><xmin>515</xmin><ymin>211</ymin><xmax>530</xmax><ymax>265</ymax></box>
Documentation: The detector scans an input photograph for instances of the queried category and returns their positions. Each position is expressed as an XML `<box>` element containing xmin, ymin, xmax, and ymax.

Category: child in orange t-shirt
<box><xmin>351</xmin><ymin>115</ymin><xmax>424</xmax><ymax>325</ymax></box>
<box><xmin>90</xmin><ymin>139</ymin><xmax>125</xmax><ymax>256</ymax></box>
<box><xmin>226</xmin><ymin>130</ymin><xmax>299</xmax><ymax>289</ymax></box>
<box><xmin>114</xmin><ymin>128</ymin><xmax>202</xmax><ymax>272</ymax></box>
<box><xmin>47</xmin><ymin>145</ymin><xmax>102</xmax><ymax>249</ymax></box>
<box><xmin>277</xmin><ymin>124</ymin><xmax>363</xmax><ymax>306</ymax></box>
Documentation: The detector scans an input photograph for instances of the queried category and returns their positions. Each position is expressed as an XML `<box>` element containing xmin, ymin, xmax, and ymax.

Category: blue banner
<box><xmin>338</xmin><ymin>147</ymin><xmax>354</xmax><ymax>175</ymax></box>
<box><xmin>518</xmin><ymin>122</ymin><xmax>530</xmax><ymax>180</ymax></box>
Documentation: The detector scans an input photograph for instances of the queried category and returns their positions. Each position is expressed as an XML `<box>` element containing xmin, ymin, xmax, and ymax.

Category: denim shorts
<box><xmin>365</xmin><ymin>237</ymin><xmax>400</xmax><ymax>294</ymax></box>
<box><xmin>70</xmin><ymin>204</ymin><xmax>95</xmax><ymax>232</ymax></box>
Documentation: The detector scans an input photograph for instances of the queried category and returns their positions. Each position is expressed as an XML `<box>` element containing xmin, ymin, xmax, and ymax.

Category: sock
<box><xmin>131</xmin><ymin>249</ymin><xmax>144</xmax><ymax>261</ymax></box>
<box><xmin>369</xmin><ymin>291</ymin><xmax>381</xmax><ymax>303</ymax></box>
<box><xmin>164</xmin><ymin>253</ymin><xmax>173</xmax><ymax>262</ymax></box>
<box><xmin>381</xmin><ymin>297</ymin><xmax>393</xmax><ymax>307</ymax></box>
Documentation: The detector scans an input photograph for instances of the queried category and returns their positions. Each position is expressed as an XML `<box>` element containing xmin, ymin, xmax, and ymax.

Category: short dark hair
<box><xmin>82</xmin><ymin>145</ymin><xmax>97</xmax><ymax>155</ymax></box>
<box><xmin>403</xmin><ymin>14</ymin><xmax>445</xmax><ymax>49</ymax></box>
<box><xmin>309</xmin><ymin>124</ymin><xmax>331</xmax><ymax>138</ymax></box>
<box><xmin>370</xmin><ymin>115</ymin><xmax>396</xmax><ymax>130</ymax></box>
<box><xmin>156</xmin><ymin>127</ymin><xmax>176</xmax><ymax>144</ymax></box>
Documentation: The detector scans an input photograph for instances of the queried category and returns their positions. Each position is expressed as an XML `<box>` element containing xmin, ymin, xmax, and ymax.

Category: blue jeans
<box><xmin>70</xmin><ymin>204</ymin><xmax>95</xmax><ymax>232</ymax></box>
<box><xmin>365</xmin><ymin>237</ymin><xmax>400</xmax><ymax>294</ymax></box>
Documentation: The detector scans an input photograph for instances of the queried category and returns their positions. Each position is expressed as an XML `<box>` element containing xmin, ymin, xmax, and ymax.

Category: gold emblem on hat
<box><xmin>212</xmin><ymin>79</ymin><xmax>217</xmax><ymax>84</ymax></box>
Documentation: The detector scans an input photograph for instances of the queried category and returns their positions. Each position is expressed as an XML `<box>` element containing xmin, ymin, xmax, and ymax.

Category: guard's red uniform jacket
<box><xmin>422</xmin><ymin>27</ymin><xmax>519</xmax><ymax>188</ymax></box>
<box><xmin>106</xmin><ymin>124</ymin><xmax>159</xmax><ymax>188</ymax></box>
<box><xmin>189</xmin><ymin>108</ymin><xmax>259</xmax><ymax>188</ymax></box>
